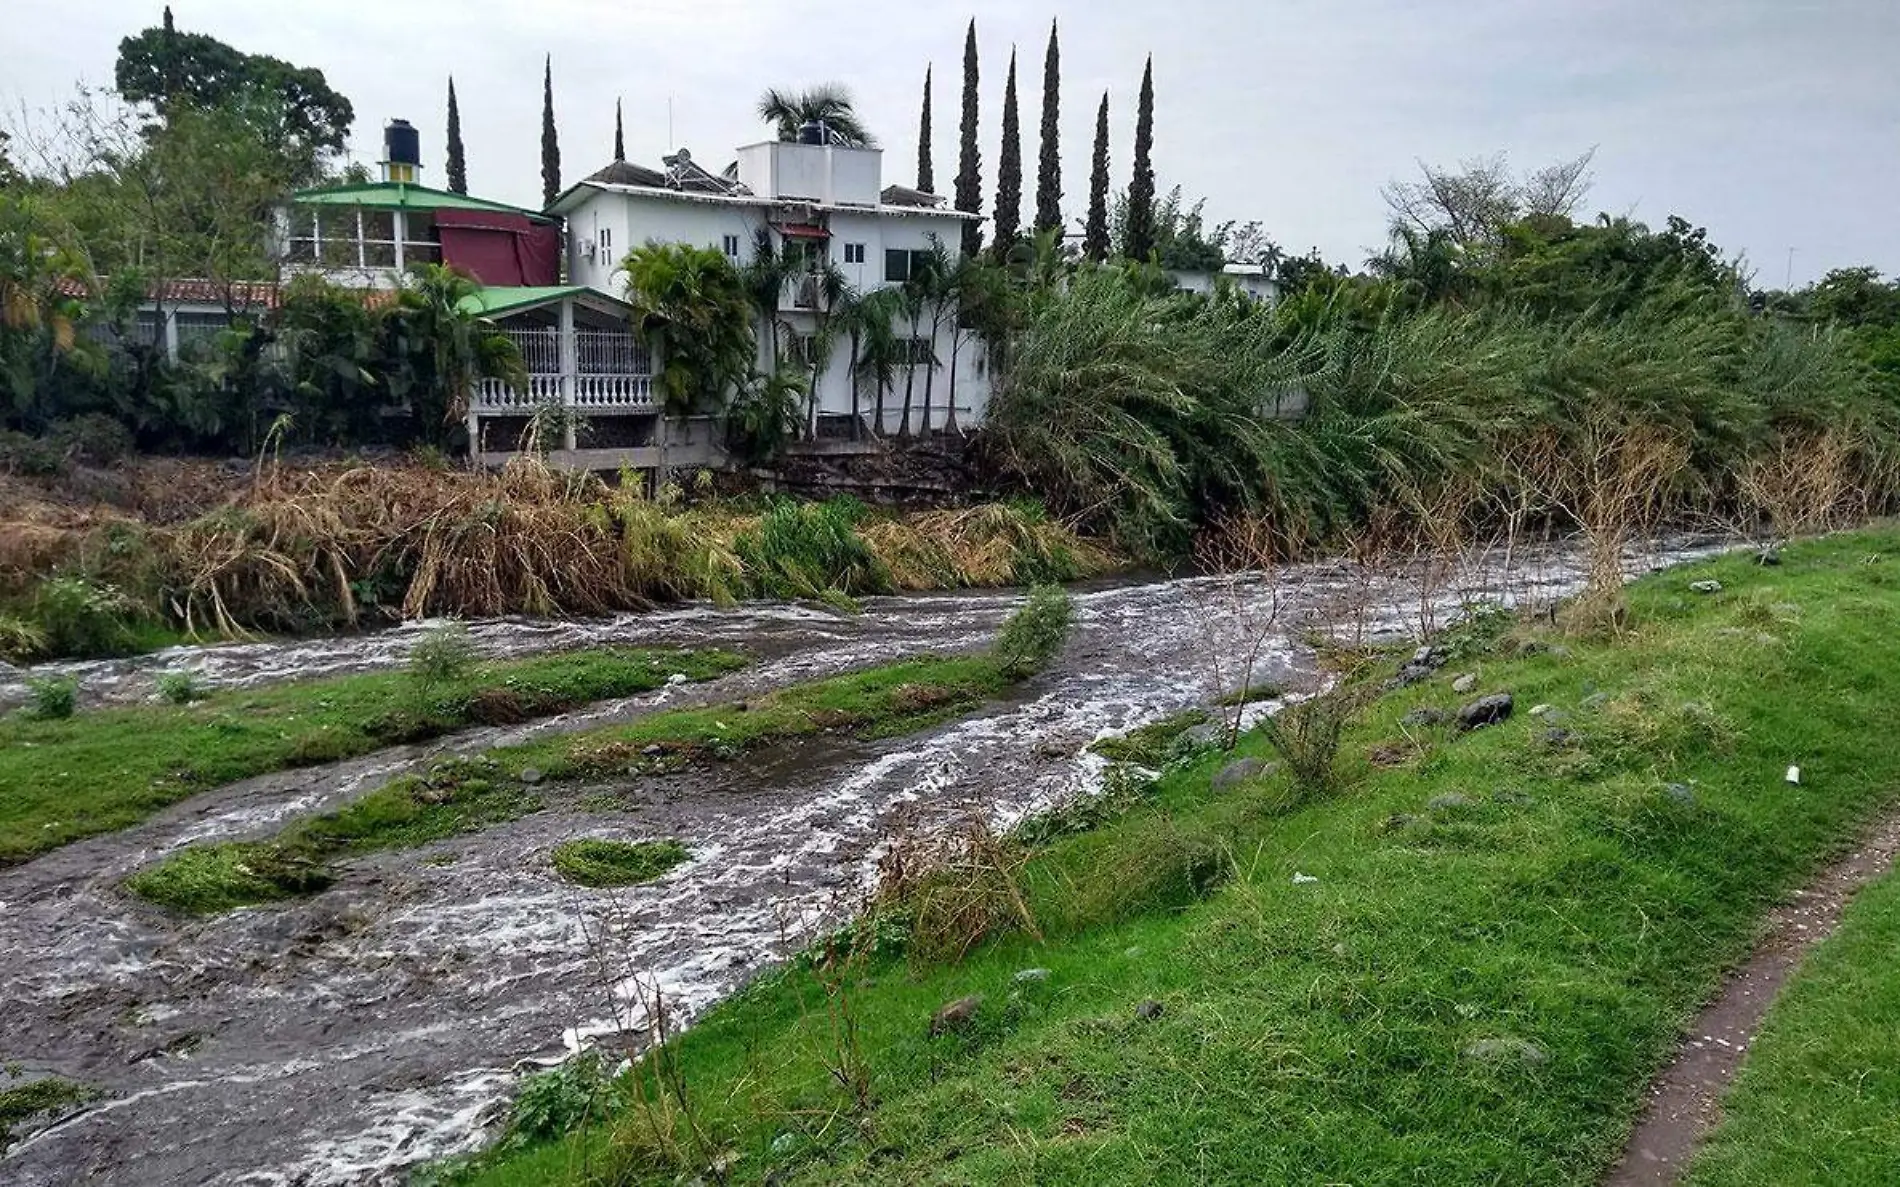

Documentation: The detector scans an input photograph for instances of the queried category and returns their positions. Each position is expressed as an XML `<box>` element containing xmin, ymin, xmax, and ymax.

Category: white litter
<box><xmin>1786</xmin><ymin>765</ymin><xmax>1801</xmax><ymax>785</ymax></box>
<box><xmin>1292</xmin><ymin>872</ymin><xmax>1320</xmax><ymax>885</ymax></box>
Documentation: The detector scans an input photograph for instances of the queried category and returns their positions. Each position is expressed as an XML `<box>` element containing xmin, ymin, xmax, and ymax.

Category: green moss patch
<box><xmin>552</xmin><ymin>838</ymin><xmax>692</xmax><ymax>888</ymax></box>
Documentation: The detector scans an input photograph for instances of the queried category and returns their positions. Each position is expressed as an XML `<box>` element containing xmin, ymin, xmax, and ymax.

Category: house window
<box><xmin>786</xmin><ymin>334</ymin><xmax>820</xmax><ymax>368</ymax></box>
<box><xmin>843</xmin><ymin>243</ymin><xmax>866</xmax><ymax>265</ymax></box>
<box><xmin>884</xmin><ymin>248</ymin><xmax>935</xmax><ymax>284</ymax></box>
<box><xmin>723</xmin><ymin>234</ymin><xmax>742</xmax><ymax>259</ymax></box>
<box><xmin>598</xmin><ymin>226</ymin><xmax>613</xmax><ymax>254</ymax></box>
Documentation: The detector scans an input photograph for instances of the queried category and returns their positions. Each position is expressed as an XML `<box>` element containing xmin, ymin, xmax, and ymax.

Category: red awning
<box><xmin>773</xmin><ymin>223</ymin><xmax>831</xmax><ymax>240</ymax></box>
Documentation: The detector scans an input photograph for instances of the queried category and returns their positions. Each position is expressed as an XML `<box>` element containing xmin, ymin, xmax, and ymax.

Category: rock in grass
<box><xmin>1457</xmin><ymin>694</ymin><xmax>1514</xmax><ymax>731</ymax></box>
<box><xmin>1756</xmin><ymin>548</ymin><xmax>1783</xmax><ymax>567</ymax></box>
<box><xmin>1690</xmin><ymin>580</ymin><xmax>1724</xmax><ymax>594</ymax></box>
<box><xmin>1134</xmin><ymin>999</ymin><xmax>1164</xmax><ymax>1021</ymax></box>
<box><xmin>1464</xmin><ymin>1036</ymin><xmax>1549</xmax><ymax>1065</ymax></box>
<box><xmin>1428</xmin><ymin>793</ymin><xmax>1474</xmax><ymax>812</ymax></box>
<box><xmin>518</xmin><ymin>767</ymin><xmax>544</xmax><ymax>786</ymax></box>
<box><xmin>1451</xmin><ymin>673</ymin><xmax>1478</xmax><ymax>695</ymax></box>
<box><xmin>1013</xmin><ymin>968</ymin><xmax>1052</xmax><ymax>984</ymax></box>
<box><xmin>1402</xmin><ymin>707</ymin><xmax>1449</xmax><ymax>728</ymax></box>
<box><xmin>1580</xmin><ymin>692</ymin><xmax>1610</xmax><ymax>712</ymax></box>
<box><xmin>1212</xmin><ymin>757</ymin><xmax>1274</xmax><ymax>792</ymax></box>
<box><xmin>930</xmin><ymin>995</ymin><xmax>983</xmax><ymax>1036</ymax></box>
<box><xmin>1666</xmin><ymin>783</ymin><xmax>1697</xmax><ymax>806</ymax></box>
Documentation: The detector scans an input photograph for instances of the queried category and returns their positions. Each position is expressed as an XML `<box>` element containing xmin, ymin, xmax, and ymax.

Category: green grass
<box><xmin>1687</xmin><ymin>867</ymin><xmax>1900</xmax><ymax>1184</ymax></box>
<box><xmin>552</xmin><ymin>838</ymin><xmax>692</xmax><ymax>888</ymax></box>
<box><xmin>131</xmin><ymin>654</ymin><xmax>1018</xmax><ymax>914</ymax></box>
<box><xmin>0</xmin><ymin>1074</ymin><xmax>97</xmax><ymax>1150</ymax></box>
<box><xmin>448</xmin><ymin>527</ymin><xmax>1900</xmax><ymax>1187</ymax></box>
<box><xmin>0</xmin><ymin>646</ymin><xmax>745</xmax><ymax>866</ymax></box>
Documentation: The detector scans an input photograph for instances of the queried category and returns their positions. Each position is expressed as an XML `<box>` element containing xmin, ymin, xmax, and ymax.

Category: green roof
<box><xmin>456</xmin><ymin>285</ymin><xmax>628</xmax><ymax>318</ymax></box>
<box><xmin>291</xmin><ymin>181</ymin><xmax>553</xmax><ymax>222</ymax></box>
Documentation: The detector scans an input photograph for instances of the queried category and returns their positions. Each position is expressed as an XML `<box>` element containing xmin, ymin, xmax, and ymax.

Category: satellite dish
<box><xmin>675</xmin><ymin>147</ymin><xmax>692</xmax><ymax>165</ymax></box>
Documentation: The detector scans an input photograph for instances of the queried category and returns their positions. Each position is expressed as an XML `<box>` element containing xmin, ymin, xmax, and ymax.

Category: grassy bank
<box><xmin>0</xmin><ymin>461</ymin><xmax>1114</xmax><ymax>661</ymax></box>
<box><xmin>0</xmin><ymin>646</ymin><xmax>744</xmax><ymax>866</ymax></box>
<box><xmin>448</xmin><ymin>527</ymin><xmax>1900</xmax><ymax>1186</ymax></box>
<box><xmin>0</xmin><ymin>1073</ymin><xmax>96</xmax><ymax>1151</ymax></box>
<box><xmin>130</xmin><ymin>650</ymin><xmax>1027</xmax><ymax>914</ymax></box>
<box><xmin>1688</xmin><ymin>870</ymin><xmax>1900</xmax><ymax>1184</ymax></box>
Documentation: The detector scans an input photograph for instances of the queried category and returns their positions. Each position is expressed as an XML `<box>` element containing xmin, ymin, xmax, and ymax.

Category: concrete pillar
<box><xmin>558</xmin><ymin>299</ymin><xmax>578</xmax><ymax>452</ymax></box>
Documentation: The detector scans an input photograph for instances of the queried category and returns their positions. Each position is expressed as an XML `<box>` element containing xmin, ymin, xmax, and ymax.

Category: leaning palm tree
<box><xmin>757</xmin><ymin>84</ymin><xmax>876</xmax><ymax>147</ymax></box>
<box><xmin>392</xmin><ymin>263</ymin><xmax>526</xmax><ymax>434</ymax></box>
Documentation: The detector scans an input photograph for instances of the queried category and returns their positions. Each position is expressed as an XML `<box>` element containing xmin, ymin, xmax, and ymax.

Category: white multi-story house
<box><xmin>542</xmin><ymin>133</ymin><xmax>990</xmax><ymax>455</ymax></box>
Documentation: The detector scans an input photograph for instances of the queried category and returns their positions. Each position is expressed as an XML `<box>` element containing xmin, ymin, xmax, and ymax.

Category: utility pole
<box><xmin>1785</xmin><ymin>247</ymin><xmax>1796</xmax><ymax>291</ymax></box>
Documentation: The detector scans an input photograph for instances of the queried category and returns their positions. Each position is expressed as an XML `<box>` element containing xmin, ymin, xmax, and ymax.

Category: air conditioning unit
<box><xmin>580</xmin><ymin>239</ymin><xmax>598</xmax><ymax>263</ymax></box>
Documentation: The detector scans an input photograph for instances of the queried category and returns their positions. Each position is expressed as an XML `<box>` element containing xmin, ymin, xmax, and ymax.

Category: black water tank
<box><xmin>796</xmin><ymin>120</ymin><xmax>826</xmax><ymax>145</ymax></box>
<box><xmin>384</xmin><ymin>119</ymin><xmax>421</xmax><ymax>166</ymax></box>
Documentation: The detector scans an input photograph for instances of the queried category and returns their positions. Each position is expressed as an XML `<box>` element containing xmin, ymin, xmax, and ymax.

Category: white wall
<box><xmin>734</xmin><ymin>142</ymin><xmax>882</xmax><ymax>206</ymax></box>
<box><xmin>561</xmin><ymin>187</ymin><xmax>989</xmax><ymax>431</ymax></box>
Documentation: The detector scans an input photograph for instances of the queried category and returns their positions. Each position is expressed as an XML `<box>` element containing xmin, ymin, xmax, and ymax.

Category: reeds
<box><xmin>0</xmin><ymin>457</ymin><xmax>1117</xmax><ymax>647</ymax></box>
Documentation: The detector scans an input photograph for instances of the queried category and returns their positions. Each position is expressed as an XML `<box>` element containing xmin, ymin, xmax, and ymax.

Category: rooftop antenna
<box><xmin>668</xmin><ymin>95</ymin><xmax>675</xmax><ymax>151</ymax></box>
<box><xmin>1784</xmin><ymin>246</ymin><xmax>1796</xmax><ymax>291</ymax></box>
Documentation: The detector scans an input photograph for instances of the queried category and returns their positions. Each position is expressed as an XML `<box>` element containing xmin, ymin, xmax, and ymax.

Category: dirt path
<box><xmin>1603</xmin><ymin>809</ymin><xmax>1900</xmax><ymax>1185</ymax></box>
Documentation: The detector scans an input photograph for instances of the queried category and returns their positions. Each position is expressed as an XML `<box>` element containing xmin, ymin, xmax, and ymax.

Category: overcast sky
<box><xmin>6</xmin><ymin>0</ymin><xmax>1896</xmax><ymax>287</ymax></box>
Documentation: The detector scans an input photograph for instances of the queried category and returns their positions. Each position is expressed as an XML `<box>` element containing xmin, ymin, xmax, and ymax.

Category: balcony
<box><xmin>472</xmin><ymin>328</ymin><xmax>656</xmax><ymax>413</ymax></box>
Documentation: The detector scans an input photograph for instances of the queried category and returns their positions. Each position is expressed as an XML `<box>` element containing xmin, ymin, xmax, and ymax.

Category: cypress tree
<box><xmin>445</xmin><ymin>77</ymin><xmax>468</xmax><ymax>194</ymax></box>
<box><xmin>992</xmin><ymin>49</ymin><xmax>1022</xmax><ymax>258</ymax></box>
<box><xmin>614</xmin><ymin>97</ymin><xmax>625</xmax><ymax>160</ymax></box>
<box><xmin>540</xmin><ymin>55</ymin><xmax>561</xmax><ymax>208</ymax></box>
<box><xmin>953</xmin><ymin>19</ymin><xmax>982</xmax><ymax>258</ymax></box>
<box><xmin>916</xmin><ymin>66</ymin><xmax>934</xmax><ymax>192</ymax></box>
<box><xmin>1125</xmin><ymin>56</ymin><xmax>1157</xmax><ymax>260</ymax></box>
<box><xmin>1034</xmin><ymin>19</ymin><xmax>1062</xmax><ymax>236</ymax></box>
<box><xmin>1082</xmin><ymin>92</ymin><xmax>1111</xmax><ymax>261</ymax></box>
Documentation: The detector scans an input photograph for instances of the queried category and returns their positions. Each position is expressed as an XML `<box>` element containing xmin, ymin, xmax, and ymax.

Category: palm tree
<box><xmin>915</xmin><ymin>238</ymin><xmax>956</xmax><ymax>435</ymax></box>
<box><xmin>740</xmin><ymin>227</ymin><xmax>796</xmax><ymax>376</ymax></box>
<box><xmin>757</xmin><ymin>84</ymin><xmax>876</xmax><ymax>147</ymax></box>
<box><xmin>389</xmin><ymin>264</ymin><xmax>526</xmax><ymax>435</ymax></box>
<box><xmin>623</xmin><ymin>243</ymin><xmax>757</xmax><ymax>416</ymax></box>
<box><xmin>852</xmin><ymin>288</ymin><xmax>903</xmax><ymax>438</ymax></box>
<box><xmin>801</xmin><ymin>260</ymin><xmax>850</xmax><ymax>437</ymax></box>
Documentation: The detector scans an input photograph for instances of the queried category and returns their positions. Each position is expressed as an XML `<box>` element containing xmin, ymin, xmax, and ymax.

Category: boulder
<box><xmin>929</xmin><ymin>994</ymin><xmax>984</xmax><ymax>1036</ymax></box>
<box><xmin>1451</xmin><ymin>673</ymin><xmax>1479</xmax><ymax>695</ymax></box>
<box><xmin>1457</xmin><ymin>694</ymin><xmax>1514</xmax><ymax>730</ymax></box>
<box><xmin>1690</xmin><ymin>580</ymin><xmax>1723</xmax><ymax>594</ymax></box>
<box><xmin>1212</xmin><ymin>757</ymin><xmax>1276</xmax><ymax>792</ymax></box>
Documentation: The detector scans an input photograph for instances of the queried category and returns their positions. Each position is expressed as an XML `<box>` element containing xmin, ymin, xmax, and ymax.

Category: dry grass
<box><xmin>1</xmin><ymin>459</ymin><xmax>1118</xmax><ymax>639</ymax></box>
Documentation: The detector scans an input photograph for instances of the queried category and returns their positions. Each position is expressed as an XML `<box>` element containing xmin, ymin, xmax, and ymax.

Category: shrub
<box><xmin>0</xmin><ymin>614</ymin><xmax>48</xmax><ymax>663</ymax></box>
<box><xmin>32</xmin><ymin>577</ymin><xmax>139</xmax><ymax>658</ymax></box>
<box><xmin>49</xmin><ymin>414</ymin><xmax>135</xmax><ymax>465</ymax></box>
<box><xmin>502</xmin><ymin>1053</ymin><xmax>607</xmax><ymax>1149</ymax></box>
<box><xmin>408</xmin><ymin>621</ymin><xmax>478</xmax><ymax>691</ymax></box>
<box><xmin>0</xmin><ymin>430</ymin><xmax>64</xmax><ymax>476</ymax></box>
<box><xmin>992</xmin><ymin>584</ymin><xmax>1075</xmax><ymax>677</ymax></box>
<box><xmin>1256</xmin><ymin>688</ymin><xmax>1364</xmax><ymax>800</ymax></box>
<box><xmin>24</xmin><ymin>676</ymin><xmax>77</xmax><ymax>720</ymax></box>
<box><xmin>155</xmin><ymin>670</ymin><xmax>202</xmax><ymax>705</ymax></box>
<box><xmin>735</xmin><ymin>497</ymin><xmax>891</xmax><ymax>600</ymax></box>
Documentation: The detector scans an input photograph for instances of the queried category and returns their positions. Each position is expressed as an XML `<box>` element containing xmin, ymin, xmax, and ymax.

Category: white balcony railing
<box><xmin>473</xmin><ymin>328</ymin><xmax>656</xmax><ymax>413</ymax></box>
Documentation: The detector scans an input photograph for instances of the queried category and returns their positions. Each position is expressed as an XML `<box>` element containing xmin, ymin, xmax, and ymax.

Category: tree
<box><xmin>756</xmin><ymin>85</ymin><xmax>875</xmax><ymax>147</ymax></box>
<box><xmin>992</xmin><ymin>50</ymin><xmax>1023</xmax><ymax>260</ymax></box>
<box><xmin>853</xmin><ymin>287</ymin><xmax>903</xmax><ymax>437</ymax></box>
<box><xmin>622</xmin><ymin>242</ymin><xmax>756</xmax><ymax>416</ymax></box>
<box><xmin>1382</xmin><ymin>148</ymin><xmax>1597</xmax><ymax>250</ymax></box>
<box><xmin>114</xmin><ymin>11</ymin><xmax>353</xmax><ymax>172</ymax></box>
<box><xmin>954</xmin><ymin>20</ymin><xmax>983</xmax><ymax>258</ymax></box>
<box><xmin>614</xmin><ymin>98</ymin><xmax>626</xmax><ymax>161</ymax></box>
<box><xmin>1082</xmin><ymin>92</ymin><xmax>1111</xmax><ymax>262</ymax></box>
<box><xmin>382</xmin><ymin>264</ymin><xmax>526</xmax><ymax>435</ymax></box>
<box><xmin>445</xmin><ymin>77</ymin><xmax>467</xmax><ymax>194</ymax></box>
<box><xmin>540</xmin><ymin>56</ymin><xmax>561</xmax><ymax>209</ymax></box>
<box><xmin>1034</xmin><ymin>20</ymin><xmax>1063</xmax><ymax>237</ymax></box>
<box><xmin>1124</xmin><ymin>57</ymin><xmax>1157</xmax><ymax>261</ymax></box>
<box><xmin>916</xmin><ymin>66</ymin><xmax>934</xmax><ymax>192</ymax></box>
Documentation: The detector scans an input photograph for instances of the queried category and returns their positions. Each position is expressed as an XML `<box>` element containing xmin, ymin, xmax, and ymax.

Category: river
<box><xmin>0</xmin><ymin>536</ymin><xmax>1711</xmax><ymax>1184</ymax></box>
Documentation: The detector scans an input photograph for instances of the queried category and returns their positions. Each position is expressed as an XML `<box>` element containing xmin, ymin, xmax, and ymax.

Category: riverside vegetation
<box><xmin>127</xmin><ymin>587</ymin><xmax>1077</xmax><ymax>914</ymax></box>
<box><xmin>0</xmin><ymin>638</ymin><xmax>745</xmax><ymax>865</ymax></box>
<box><xmin>434</xmin><ymin>527</ymin><xmax>1900</xmax><ymax>1186</ymax></box>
